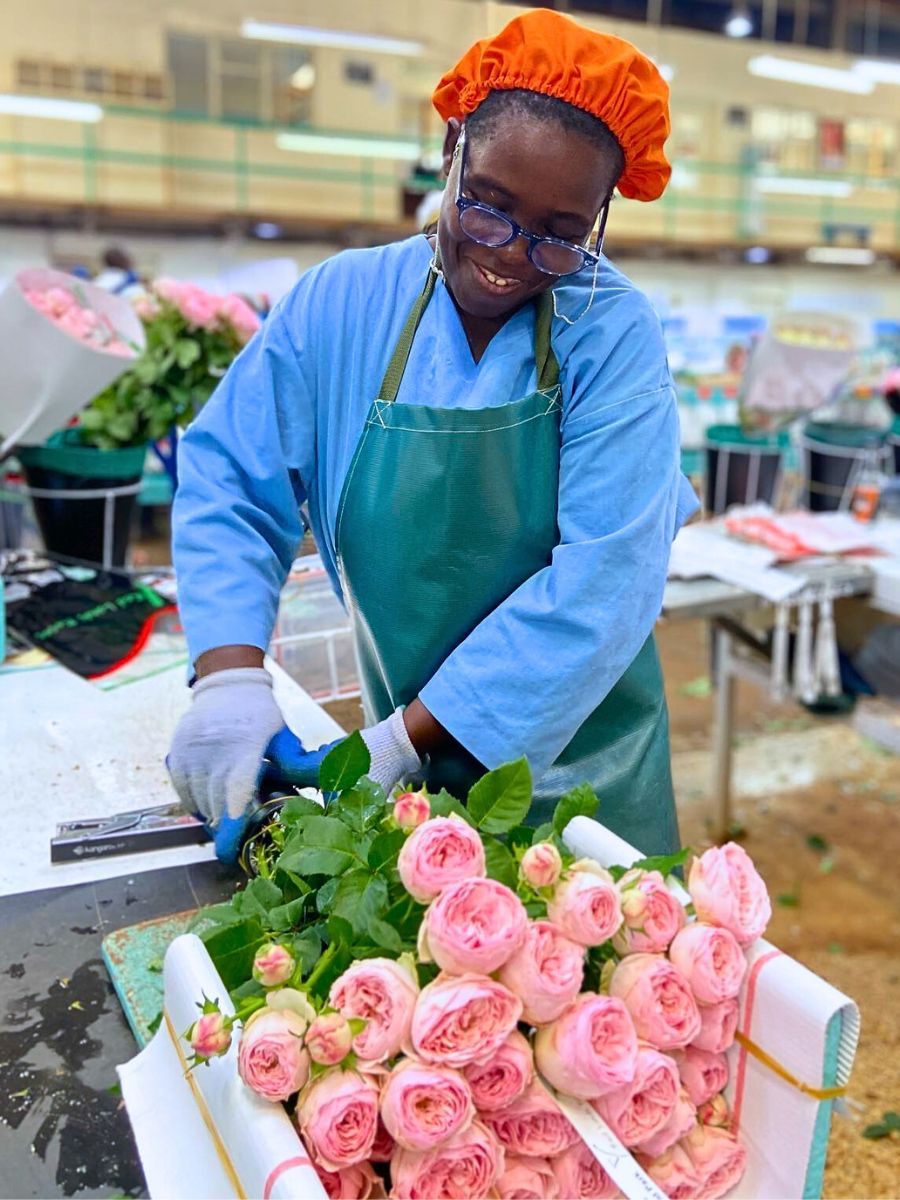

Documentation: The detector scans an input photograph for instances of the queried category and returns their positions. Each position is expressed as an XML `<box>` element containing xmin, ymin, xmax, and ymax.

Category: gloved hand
<box><xmin>267</xmin><ymin>709</ymin><xmax>422</xmax><ymax>797</ymax></box>
<box><xmin>168</xmin><ymin>667</ymin><xmax>286</xmax><ymax>861</ymax></box>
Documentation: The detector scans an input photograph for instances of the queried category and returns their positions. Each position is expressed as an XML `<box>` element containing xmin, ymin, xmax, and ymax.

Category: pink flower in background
<box><xmin>329</xmin><ymin>957</ymin><xmax>418</xmax><ymax>1066</ymax></box>
<box><xmin>481</xmin><ymin>1079</ymin><xmax>580</xmax><ymax>1157</ymax></box>
<box><xmin>218</xmin><ymin>291</ymin><xmax>261</xmax><ymax>340</ymax></box>
<box><xmin>671</xmin><ymin>1047</ymin><xmax>730</xmax><ymax>1108</ymax></box>
<box><xmin>520</xmin><ymin>842</ymin><xmax>562</xmax><ymax>889</ymax></box>
<box><xmin>313</xmin><ymin>1159</ymin><xmax>383</xmax><ymax>1200</ymax></box>
<box><xmin>305</xmin><ymin>1012</ymin><xmax>354</xmax><ymax>1066</ymax></box>
<box><xmin>389</xmin><ymin>1120</ymin><xmax>503</xmax><ymax>1200</ymax></box>
<box><xmin>252</xmin><ymin>942</ymin><xmax>295</xmax><ymax>987</ymax></box>
<box><xmin>237</xmin><ymin>1009</ymin><xmax>309</xmax><ymax>1102</ymax></box>
<box><xmin>592</xmin><ymin>1045</ymin><xmax>680</xmax><ymax>1147</ymax></box>
<box><xmin>133</xmin><ymin>293</ymin><xmax>160</xmax><ymax>321</ymax></box>
<box><xmin>698</xmin><ymin>1093</ymin><xmax>731</xmax><ymax>1129</ymax></box>
<box><xmin>546</xmin><ymin>860</ymin><xmax>623</xmax><ymax>946</ymax></box>
<box><xmin>397</xmin><ymin>815</ymin><xmax>486</xmax><ymax>903</ymax></box>
<box><xmin>177</xmin><ymin>283</ymin><xmax>220</xmax><ymax>330</ymax></box>
<box><xmin>669</xmin><ymin>923</ymin><xmax>747</xmax><ymax>1004</ymax></box>
<box><xmin>613</xmin><ymin>868</ymin><xmax>686</xmax><ymax>955</ymax></box>
<box><xmin>680</xmin><ymin>1124</ymin><xmax>748</xmax><ymax>1199</ymax></box>
<box><xmin>497</xmin><ymin>1155</ymin><xmax>560</xmax><ymax>1199</ymax></box>
<box><xmin>497</xmin><ymin>919</ymin><xmax>584</xmax><ymax>1025</ymax></box>
<box><xmin>609</xmin><ymin>954</ymin><xmax>702</xmax><ymax>1050</ymax></box>
<box><xmin>394</xmin><ymin>790</ymin><xmax>430</xmax><ymax>830</ymax></box>
<box><xmin>410</xmin><ymin>973</ymin><xmax>522</xmax><ymax>1068</ymax></box>
<box><xmin>691</xmin><ymin>997</ymin><xmax>740</xmax><ymax>1054</ymax></box>
<box><xmin>297</xmin><ymin>1069</ymin><xmax>380</xmax><ymax>1171</ymax></box>
<box><xmin>422</xmin><ymin>877</ymin><xmax>528</xmax><ymax>975</ymax></box>
<box><xmin>534</xmin><ymin>992</ymin><xmax>638</xmax><ymax>1099</ymax></box>
<box><xmin>462</xmin><ymin>1030</ymin><xmax>533</xmax><ymax>1112</ymax></box>
<box><xmin>153</xmin><ymin>277</ymin><xmax>184</xmax><ymax>305</ymax></box>
<box><xmin>636</xmin><ymin>1086</ymin><xmax>697</xmax><ymax>1159</ymax></box>
<box><xmin>639</xmin><ymin>1143</ymin><xmax>702</xmax><ymax>1199</ymax></box>
<box><xmin>550</xmin><ymin>1141</ymin><xmax>620</xmax><ymax>1199</ymax></box>
<box><xmin>188</xmin><ymin>1011</ymin><xmax>232</xmax><ymax>1059</ymax></box>
<box><xmin>688</xmin><ymin>843</ymin><xmax>772</xmax><ymax>947</ymax></box>
<box><xmin>380</xmin><ymin>1058</ymin><xmax>474</xmax><ymax>1150</ymax></box>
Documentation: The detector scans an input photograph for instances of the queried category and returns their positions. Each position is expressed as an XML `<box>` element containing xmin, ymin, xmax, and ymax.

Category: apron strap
<box><xmin>377</xmin><ymin>244</ymin><xmax>561</xmax><ymax>403</ymax></box>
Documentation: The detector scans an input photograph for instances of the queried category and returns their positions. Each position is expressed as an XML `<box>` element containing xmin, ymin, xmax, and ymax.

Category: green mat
<box><xmin>102</xmin><ymin>910</ymin><xmax>197</xmax><ymax>1047</ymax></box>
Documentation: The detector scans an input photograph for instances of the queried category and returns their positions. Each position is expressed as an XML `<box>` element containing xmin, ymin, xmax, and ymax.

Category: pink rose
<box><xmin>463</xmin><ymin>1030</ymin><xmax>533</xmax><ymax>1112</ymax></box>
<box><xmin>133</xmin><ymin>293</ymin><xmax>160</xmax><ymax>322</ymax></box>
<box><xmin>497</xmin><ymin>919</ymin><xmax>584</xmax><ymax>1025</ymax></box>
<box><xmin>613</xmin><ymin>868</ymin><xmax>686</xmax><ymax>955</ymax></box>
<box><xmin>218</xmin><ymin>292</ymin><xmax>261</xmax><ymax>341</ymax></box>
<box><xmin>394</xmin><ymin>790</ymin><xmax>430</xmax><ymax>830</ymax></box>
<box><xmin>176</xmin><ymin>284</ymin><xmax>220</xmax><ymax>330</ymax></box>
<box><xmin>534</xmin><ymin>992</ymin><xmax>638</xmax><ymax>1099</ymax></box>
<box><xmin>411</xmin><ymin>973</ymin><xmax>522</xmax><ymax>1068</ymax></box>
<box><xmin>188</xmin><ymin>1011</ymin><xmax>232</xmax><ymax>1059</ymax></box>
<box><xmin>330</xmin><ymin>957</ymin><xmax>418</xmax><ymax>1065</ymax></box>
<box><xmin>422</xmin><ymin>877</ymin><xmax>528</xmax><ymax>975</ymax></box>
<box><xmin>482</xmin><ymin>1079</ymin><xmax>580</xmax><ymax>1156</ymax></box>
<box><xmin>592</xmin><ymin>1045</ymin><xmax>680</xmax><ymax>1147</ymax></box>
<box><xmin>639</xmin><ymin>1144</ymin><xmax>701</xmax><ymax>1199</ymax></box>
<box><xmin>688</xmin><ymin>843</ymin><xmax>771</xmax><ymax>947</ymax></box>
<box><xmin>252</xmin><ymin>942</ymin><xmax>295</xmax><ymax>987</ymax></box>
<box><xmin>297</xmin><ymin>1069</ymin><xmax>379</xmax><ymax>1171</ymax></box>
<box><xmin>671</xmin><ymin>1047</ymin><xmax>730</xmax><ymax>1108</ymax></box>
<box><xmin>313</xmin><ymin>1159</ymin><xmax>383</xmax><ymax>1199</ymax></box>
<box><xmin>397</xmin><ymin>815</ymin><xmax>486</xmax><ymax>903</ymax></box>
<box><xmin>153</xmin><ymin>277</ymin><xmax>184</xmax><ymax>305</ymax></box>
<box><xmin>698</xmin><ymin>1093</ymin><xmax>731</xmax><ymax>1129</ymax></box>
<box><xmin>609</xmin><ymin>954</ymin><xmax>701</xmax><ymax>1050</ymax></box>
<box><xmin>520</xmin><ymin>842</ymin><xmax>562</xmax><ymax>889</ymax></box>
<box><xmin>306</xmin><ymin>1012</ymin><xmax>354</xmax><ymax>1066</ymax></box>
<box><xmin>680</xmin><ymin>1124</ymin><xmax>748</xmax><ymax>1199</ymax></box>
<box><xmin>497</xmin><ymin>1154</ymin><xmax>560</xmax><ymax>1199</ymax></box>
<box><xmin>237</xmin><ymin>1009</ymin><xmax>309</xmax><ymax>1102</ymax></box>
<box><xmin>380</xmin><ymin>1058</ymin><xmax>475</xmax><ymax>1150</ymax></box>
<box><xmin>547</xmin><ymin>860</ymin><xmax>623</xmax><ymax>946</ymax></box>
<box><xmin>636</xmin><ymin>1086</ymin><xmax>697</xmax><ymax>1159</ymax></box>
<box><xmin>669</xmin><ymin>923</ymin><xmax>747</xmax><ymax>1005</ymax></box>
<box><xmin>691</xmin><ymin>998</ymin><xmax>739</xmax><ymax>1054</ymax></box>
<box><xmin>370</xmin><ymin>1116</ymin><xmax>395</xmax><ymax>1162</ymax></box>
<box><xmin>550</xmin><ymin>1141</ymin><xmax>619</xmax><ymax>1199</ymax></box>
<box><xmin>389</xmin><ymin>1120</ymin><xmax>503</xmax><ymax>1199</ymax></box>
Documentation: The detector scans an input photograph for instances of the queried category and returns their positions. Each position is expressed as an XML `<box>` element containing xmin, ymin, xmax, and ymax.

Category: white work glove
<box><xmin>360</xmin><ymin>709</ymin><xmax>423</xmax><ymax>794</ymax></box>
<box><xmin>168</xmin><ymin>667</ymin><xmax>284</xmax><ymax>827</ymax></box>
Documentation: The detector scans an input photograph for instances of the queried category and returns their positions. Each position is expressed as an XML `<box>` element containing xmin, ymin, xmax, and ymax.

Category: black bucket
<box><xmin>704</xmin><ymin>425</ymin><xmax>789</xmax><ymax>515</ymax></box>
<box><xmin>801</xmin><ymin>422</ymin><xmax>889</xmax><ymax>512</ymax></box>
<box><xmin>890</xmin><ymin>417</ymin><xmax>900</xmax><ymax>477</ymax></box>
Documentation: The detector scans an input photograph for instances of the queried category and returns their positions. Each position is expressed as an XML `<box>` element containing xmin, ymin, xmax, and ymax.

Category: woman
<box><xmin>168</xmin><ymin>9</ymin><xmax>698</xmax><ymax>863</ymax></box>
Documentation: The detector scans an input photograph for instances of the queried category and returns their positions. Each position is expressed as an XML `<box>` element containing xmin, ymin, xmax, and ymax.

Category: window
<box><xmin>272</xmin><ymin>46</ymin><xmax>314</xmax><ymax>126</ymax></box>
<box><xmin>220</xmin><ymin>38</ymin><xmax>262</xmax><ymax>122</ymax></box>
<box><xmin>168</xmin><ymin>33</ymin><xmax>210</xmax><ymax>116</ymax></box>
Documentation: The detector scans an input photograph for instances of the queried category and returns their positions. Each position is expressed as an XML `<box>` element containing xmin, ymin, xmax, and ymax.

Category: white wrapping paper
<box><xmin>563</xmin><ymin>816</ymin><xmax>860</xmax><ymax>1200</ymax></box>
<box><xmin>0</xmin><ymin>268</ymin><xmax>145</xmax><ymax>456</ymax></box>
<box><xmin>118</xmin><ymin>934</ymin><xmax>327</xmax><ymax>1200</ymax></box>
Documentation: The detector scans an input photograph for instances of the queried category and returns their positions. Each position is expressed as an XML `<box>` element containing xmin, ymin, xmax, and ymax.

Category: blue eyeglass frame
<box><xmin>453</xmin><ymin>126</ymin><xmax>610</xmax><ymax>276</ymax></box>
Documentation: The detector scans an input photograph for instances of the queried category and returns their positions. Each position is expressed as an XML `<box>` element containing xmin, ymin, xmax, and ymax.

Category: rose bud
<box><xmin>520</xmin><ymin>842</ymin><xmax>563</xmax><ymax>889</ymax></box>
<box><xmin>305</xmin><ymin>1012</ymin><xmax>354</xmax><ymax>1066</ymax></box>
<box><xmin>394</xmin><ymin>790</ymin><xmax>430</xmax><ymax>830</ymax></box>
<box><xmin>252</xmin><ymin>943</ymin><xmax>295</xmax><ymax>988</ymax></box>
<box><xmin>188</xmin><ymin>1011</ymin><xmax>232</xmax><ymax>1060</ymax></box>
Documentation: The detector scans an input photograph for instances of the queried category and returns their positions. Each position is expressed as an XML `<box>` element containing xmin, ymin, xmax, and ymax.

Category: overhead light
<box><xmin>657</xmin><ymin>62</ymin><xmax>675</xmax><ymax>83</ymax></box>
<box><xmin>724</xmin><ymin>6</ymin><xmax>753</xmax><ymax>38</ymax></box>
<box><xmin>748</xmin><ymin>54</ymin><xmax>874</xmax><ymax>93</ymax></box>
<box><xmin>805</xmin><ymin>246</ymin><xmax>875</xmax><ymax>265</ymax></box>
<box><xmin>853</xmin><ymin>58</ymin><xmax>900</xmax><ymax>85</ymax></box>
<box><xmin>253</xmin><ymin>222</ymin><xmax>282</xmax><ymax>239</ymax></box>
<box><xmin>242</xmin><ymin>19</ymin><xmax>423</xmax><ymax>57</ymax></box>
<box><xmin>744</xmin><ymin>246</ymin><xmax>771</xmax><ymax>264</ymax></box>
<box><xmin>0</xmin><ymin>94</ymin><xmax>103</xmax><ymax>122</ymax></box>
<box><xmin>276</xmin><ymin>131</ymin><xmax>421</xmax><ymax>160</ymax></box>
<box><xmin>755</xmin><ymin>176</ymin><xmax>853</xmax><ymax>197</ymax></box>
<box><xmin>289</xmin><ymin>64</ymin><xmax>316</xmax><ymax>91</ymax></box>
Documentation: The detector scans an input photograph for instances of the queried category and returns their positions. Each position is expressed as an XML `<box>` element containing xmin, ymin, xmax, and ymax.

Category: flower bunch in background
<box><xmin>78</xmin><ymin>278</ymin><xmax>261</xmax><ymax>449</ymax></box>
<box><xmin>24</xmin><ymin>283</ymin><xmax>135</xmax><ymax>356</ymax></box>
<box><xmin>188</xmin><ymin>740</ymin><xmax>771</xmax><ymax>1200</ymax></box>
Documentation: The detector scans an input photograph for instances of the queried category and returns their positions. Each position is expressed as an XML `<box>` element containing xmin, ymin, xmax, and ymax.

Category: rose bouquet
<box><xmin>186</xmin><ymin>737</ymin><xmax>771</xmax><ymax>1200</ymax></box>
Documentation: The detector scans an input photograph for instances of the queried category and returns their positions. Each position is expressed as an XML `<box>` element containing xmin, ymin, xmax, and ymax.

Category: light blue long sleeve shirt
<box><xmin>173</xmin><ymin>235</ymin><xmax>698</xmax><ymax>774</ymax></box>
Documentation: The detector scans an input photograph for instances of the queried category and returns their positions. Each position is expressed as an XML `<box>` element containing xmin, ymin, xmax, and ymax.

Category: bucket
<box><xmin>889</xmin><ymin>416</ymin><xmax>900</xmax><ymax>477</ymax></box>
<box><xmin>18</xmin><ymin>431</ymin><xmax>146</xmax><ymax>567</ymax></box>
<box><xmin>800</xmin><ymin>421</ymin><xmax>889</xmax><ymax>513</ymax></box>
<box><xmin>704</xmin><ymin>424</ymin><xmax>789</xmax><ymax>515</ymax></box>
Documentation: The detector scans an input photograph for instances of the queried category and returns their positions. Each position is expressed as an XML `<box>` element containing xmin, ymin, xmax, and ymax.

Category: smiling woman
<box><xmin>169</xmin><ymin>7</ymin><xmax>700</xmax><ymax>866</ymax></box>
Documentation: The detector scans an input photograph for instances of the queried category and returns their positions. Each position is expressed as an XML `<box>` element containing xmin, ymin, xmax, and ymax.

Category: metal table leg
<box><xmin>712</xmin><ymin>625</ymin><xmax>737</xmax><ymax>841</ymax></box>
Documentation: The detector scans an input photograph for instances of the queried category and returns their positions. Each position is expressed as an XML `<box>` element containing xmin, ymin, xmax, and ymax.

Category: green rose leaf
<box><xmin>482</xmin><ymin>836</ymin><xmax>519</xmax><ymax>890</ymax></box>
<box><xmin>552</xmin><ymin>783</ymin><xmax>598</xmax><ymax>836</ymax></box>
<box><xmin>366</xmin><ymin>914</ymin><xmax>403</xmax><ymax>953</ymax></box>
<box><xmin>319</xmin><ymin>731</ymin><xmax>371</xmax><ymax>794</ymax></box>
<box><xmin>467</xmin><ymin>758</ymin><xmax>532</xmax><ymax>834</ymax></box>
<box><xmin>175</xmin><ymin>338</ymin><xmax>202</xmax><ymax>368</ymax></box>
<box><xmin>201</xmin><ymin>919</ymin><xmax>266</xmax><ymax>990</ymax></box>
<box><xmin>428</xmin><ymin>790</ymin><xmax>477</xmax><ymax>826</ymax></box>
<box><xmin>279</xmin><ymin>795</ymin><xmax>324</xmax><ymax>826</ymax></box>
<box><xmin>628</xmin><ymin>848</ymin><xmax>691</xmax><ymax>878</ymax></box>
<box><xmin>331</xmin><ymin>870</ymin><xmax>389</xmax><ymax>938</ymax></box>
<box><xmin>277</xmin><ymin>815</ymin><xmax>361</xmax><ymax>877</ymax></box>
<box><xmin>267</xmin><ymin>896</ymin><xmax>308</xmax><ymax>933</ymax></box>
<box><xmin>290</xmin><ymin>929</ymin><xmax>322</xmax><ymax>974</ymax></box>
<box><xmin>368</xmin><ymin>829</ymin><xmax>406</xmax><ymax>874</ymax></box>
<box><xmin>333</xmin><ymin>779</ymin><xmax>385</xmax><ymax>835</ymax></box>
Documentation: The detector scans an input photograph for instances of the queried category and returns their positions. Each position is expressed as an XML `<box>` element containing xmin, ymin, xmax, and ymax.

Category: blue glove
<box><xmin>260</xmin><ymin>725</ymin><xmax>343</xmax><ymax>792</ymax></box>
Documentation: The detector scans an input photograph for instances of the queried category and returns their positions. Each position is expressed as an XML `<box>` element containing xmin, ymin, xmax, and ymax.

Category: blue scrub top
<box><xmin>173</xmin><ymin>235</ymin><xmax>698</xmax><ymax>774</ymax></box>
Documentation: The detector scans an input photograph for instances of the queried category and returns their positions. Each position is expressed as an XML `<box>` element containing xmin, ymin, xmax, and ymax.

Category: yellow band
<box><xmin>164</xmin><ymin>1009</ymin><xmax>248</xmax><ymax>1199</ymax></box>
<box><xmin>735</xmin><ymin>1031</ymin><xmax>847</xmax><ymax>1101</ymax></box>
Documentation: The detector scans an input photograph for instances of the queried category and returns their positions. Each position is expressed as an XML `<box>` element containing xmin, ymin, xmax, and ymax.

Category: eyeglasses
<box><xmin>453</xmin><ymin>127</ymin><xmax>610</xmax><ymax>277</ymax></box>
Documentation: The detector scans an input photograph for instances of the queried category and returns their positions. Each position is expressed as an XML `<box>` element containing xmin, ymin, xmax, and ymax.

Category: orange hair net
<box><xmin>433</xmin><ymin>8</ymin><xmax>671</xmax><ymax>202</ymax></box>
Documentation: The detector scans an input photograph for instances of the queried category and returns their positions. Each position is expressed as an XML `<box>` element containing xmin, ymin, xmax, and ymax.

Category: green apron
<box><xmin>335</xmin><ymin>259</ymin><xmax>679</xmax><ymax>855</ymax></box>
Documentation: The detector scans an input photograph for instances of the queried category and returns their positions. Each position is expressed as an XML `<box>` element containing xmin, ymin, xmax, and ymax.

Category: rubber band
<box><xmin>734</xmin><ymin>1032</ymin><xmax>848</xmax><ymax>1101</ymax></box>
